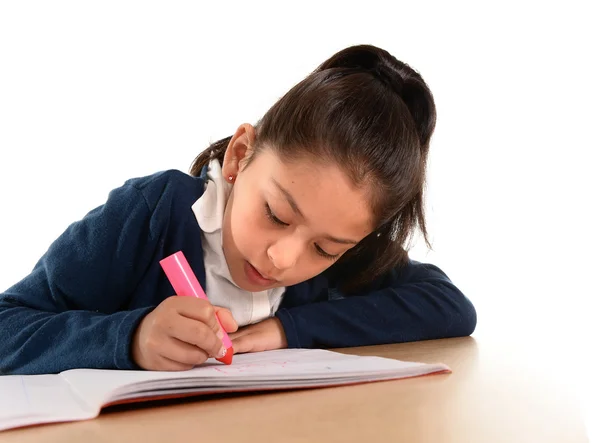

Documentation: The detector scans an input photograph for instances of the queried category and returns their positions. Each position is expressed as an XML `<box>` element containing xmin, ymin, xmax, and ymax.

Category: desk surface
<box><xmin>0</xmin><ymin>337</ymin><xmax>589</xmax><ymax>443</ymax></box>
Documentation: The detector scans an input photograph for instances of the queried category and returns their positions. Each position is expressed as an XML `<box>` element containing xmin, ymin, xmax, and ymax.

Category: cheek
<box><xmin>304</xmin><ymin>260</ymin><xmax>335</xmax><ymax>279</ymax></box>
<box><xmin>280</xmin><ymin>259</ymin><xmax>334</xmax><ymax>287</ymax></box>
<box><xmin>226</xmin><ymin>190</ymin><xmax>263</xmax><ymax>255</ymax></box>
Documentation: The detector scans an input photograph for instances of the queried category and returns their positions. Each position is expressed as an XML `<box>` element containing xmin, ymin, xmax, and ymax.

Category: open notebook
<box><xmin>0</xmin><ymin>348</ymin><xmax>450</xmax><ymax>432</ymax></box>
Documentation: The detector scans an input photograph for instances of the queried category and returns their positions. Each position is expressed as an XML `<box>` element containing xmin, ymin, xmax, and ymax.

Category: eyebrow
<box><xmin>270</xmin><ymin>178</ymin><xmax>359</xmax><ymax>245</ymax></box>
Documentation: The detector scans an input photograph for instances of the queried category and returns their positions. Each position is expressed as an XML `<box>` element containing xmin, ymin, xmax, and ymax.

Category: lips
<box><xmin>255</xmin><ymin>267</ymin><xmax>276</xmax><ymax>281</ymax></box>
<box><xmin>244</xmin><ymin>261</ymin><xmax>278</xmax><ymax>287</ymax></box>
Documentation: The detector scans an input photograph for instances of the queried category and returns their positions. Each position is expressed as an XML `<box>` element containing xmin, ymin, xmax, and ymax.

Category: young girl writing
<box><xmin>0</xmin><ymin>44</ymin><xmax>476</xmax><ymax>375</ymax></box>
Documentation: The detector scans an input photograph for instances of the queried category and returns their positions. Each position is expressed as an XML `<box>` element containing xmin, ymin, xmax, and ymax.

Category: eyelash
<box><xmin>264</xmin><ymin>203</ymin><xmax>288</xmax><ymax>226</ymax></box>
<box><xmin>264</xmin><ymin>203</ymin><xmax>339</xmax><ymax>261</ymax></box>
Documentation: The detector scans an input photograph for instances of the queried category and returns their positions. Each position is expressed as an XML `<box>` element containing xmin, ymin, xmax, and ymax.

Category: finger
<box><xmin>169</xmin><ymin>315</ymin><xmax>225</xmax><ymax>358</ymax></box>
<box><xmin>161</xmin><ymin>335</ymin><xmax>210</xmax><ymax>367</ymax></box>
<box><xmin>169</xmin><ymin>296</ymin><xmax>221</xmax><ymax>336</ymax></box>
<box><xmin>156</xmin><ymin>355</ymin><xmax>195</xmax><ymax>372</ymax></box>
<box><xmin>232</xmin><ymin>333</ymin><xmax>256</xmax><ymax>354</ymax></box>
<box><xmin>215</xmin><ymin>307</ymin><xmax>238</xmax><ymax>333</ymax></box>
<box><xmin>228</xmin><ymin>329</ymin><xmax>248</xmax><ymax>340</ymax></box>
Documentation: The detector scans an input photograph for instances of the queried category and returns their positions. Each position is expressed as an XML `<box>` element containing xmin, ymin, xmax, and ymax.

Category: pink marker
<box><xmin>159</xmin><ymin>251</ymin><xmax>234</xmax><ymax>365</ymax></box>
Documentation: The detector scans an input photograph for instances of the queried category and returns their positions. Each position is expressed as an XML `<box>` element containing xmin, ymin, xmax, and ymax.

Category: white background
<box><xmin>1</xmin><ymin>0</ymin><xmax>598</xmax><ymax>437</ymax></box>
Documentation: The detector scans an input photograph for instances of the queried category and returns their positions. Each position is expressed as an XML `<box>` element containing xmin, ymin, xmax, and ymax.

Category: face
<box><xmin>221</xmin><ymin>124</ymin><xmax>374</xmax><ymax>292</ymax></box>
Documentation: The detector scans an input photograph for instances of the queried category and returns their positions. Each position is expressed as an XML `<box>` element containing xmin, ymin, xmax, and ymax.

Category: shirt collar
<box><xmin>191</xmin><ymin>159</ymin><xmax>232</xmax><ymax>234</ymax></box>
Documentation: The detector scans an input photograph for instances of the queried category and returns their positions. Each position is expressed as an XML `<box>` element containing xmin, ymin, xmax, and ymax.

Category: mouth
<box><xmin>244</xmin><ymin>261</ymin><xmax>278</xmax><ymax>287</ymax></box>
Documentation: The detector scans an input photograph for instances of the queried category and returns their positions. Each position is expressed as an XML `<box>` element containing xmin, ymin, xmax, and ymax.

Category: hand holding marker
<box><xmin>159</xmin><ymin>251</ymin><xmax>234</xmax><ymax>365</ymax></box>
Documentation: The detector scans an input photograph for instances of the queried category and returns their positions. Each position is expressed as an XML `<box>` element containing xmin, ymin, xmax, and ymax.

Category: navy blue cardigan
<box><xmin>0</xmin><ymin>169</ymin><xmax>476</xmax><ymax>374</ymax></box>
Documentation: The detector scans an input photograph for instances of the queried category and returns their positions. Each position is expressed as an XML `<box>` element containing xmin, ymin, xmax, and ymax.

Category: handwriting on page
<box><xmin>206</xmin><ymin>360</ymin><xmax>293</xmax><ymax>375</ymax></box>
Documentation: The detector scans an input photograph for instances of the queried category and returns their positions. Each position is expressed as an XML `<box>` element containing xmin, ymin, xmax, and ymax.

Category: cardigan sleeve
<box><xmin>275</xmin><ymin>261</ymin><xmax>476</xmax><ymax>348</ymax></box>
<box><xmin>0</xmin><ymin>181</ymin><xmax>157</xmax><ymax>375</ymax></box>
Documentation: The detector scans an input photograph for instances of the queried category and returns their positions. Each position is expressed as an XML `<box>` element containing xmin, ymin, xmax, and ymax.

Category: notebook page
<box><xmin>60</xmin><ymin>349</ymin><xmax>450</xmax><ymax>406</ymax></box>
<box><xmin>108</xmin><ymin>361</ymin><xmax>450</xmax><ymax>403</ymax></box>
<box><xmin>60</xmin><ymin>351</ymin><xmax>314</xmax><ymax>408</ymax></box>
<box><xmin>114</xmin><ymin>352</ymin><xmax>448</xmax><ymax>399</ymax></box>
<box><xmin>0</xmin><ymin>375</ymin><xmax>94</xmax><ymax>431</ymax></box>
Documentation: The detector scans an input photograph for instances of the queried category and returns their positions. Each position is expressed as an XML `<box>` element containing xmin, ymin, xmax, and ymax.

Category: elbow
<box><xmin>414</xmin><ymin>262</ymin><xmax>477</xmax><ymax>338</ymax></box>
<box><xmin>450</xmin><ymin>290</ymin><xmax>477</xmax><ymax>337</ymax></box>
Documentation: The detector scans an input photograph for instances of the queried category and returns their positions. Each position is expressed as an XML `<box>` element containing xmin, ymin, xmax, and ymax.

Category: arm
<box><xmin>275</xmin><ymin>261</ymin><xmax>477</xmax><ymax>348</ymax></box>
<box><xmin>0</xmin><ymin>181</ymin><xmax>157</xmax><ymax>375</ymax></box>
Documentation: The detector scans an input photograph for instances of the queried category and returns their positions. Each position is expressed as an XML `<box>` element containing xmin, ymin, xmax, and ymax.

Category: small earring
<box><xmin>228</xmin><ymin>175</ymin><xmax>234</xmax><ymax>182</ymax></box>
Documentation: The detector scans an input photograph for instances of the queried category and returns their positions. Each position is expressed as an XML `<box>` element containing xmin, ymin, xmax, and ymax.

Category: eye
<box><xmin>265</xmin><ymin>203</ymin><xmax>288</xmax><ymax>226</ymax></box>
<box><xmin>315</xmin><ymin>244</ymin><xmax>339</xmax><ymax>261</ymax></box>
<box><xmin>265</xmin><ymin>203</ymin><xmax>339</xmax><ymax>260</ymax></box>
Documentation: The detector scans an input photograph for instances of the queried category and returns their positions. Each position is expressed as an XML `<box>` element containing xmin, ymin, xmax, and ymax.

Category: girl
<box><xmin>0</xmin><ymin>44</ymin><xmax>476</xmax><ymax>375</ymax></box>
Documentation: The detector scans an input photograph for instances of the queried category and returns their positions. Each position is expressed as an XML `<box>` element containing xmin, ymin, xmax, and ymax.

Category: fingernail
<box><xmin>217</xmin><ymin>329</ymin><xmax>224</xmax><ymax>339</ymax></box>
<box><xmin>218</xmin><ymin>347</ymin><xmax>227</xmax><ymax>357</ymax></box>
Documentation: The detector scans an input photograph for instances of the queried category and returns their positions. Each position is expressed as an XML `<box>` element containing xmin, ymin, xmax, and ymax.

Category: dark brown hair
<box><xmin>190</xmin><ymin>44</ymin><xmax>436</xmax><ymax>292</ymax></box>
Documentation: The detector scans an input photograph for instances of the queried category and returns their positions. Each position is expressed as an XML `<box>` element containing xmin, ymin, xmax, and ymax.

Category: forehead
<box><xmin>254</xmin><ymin>149</ymin><xmax>375</xmax><ymax>237</ymax></box>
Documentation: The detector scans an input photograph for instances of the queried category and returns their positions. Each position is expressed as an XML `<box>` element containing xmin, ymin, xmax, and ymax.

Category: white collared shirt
<box><xmin>191</xmin><ymin>159</ymin><xmax>285</xmax><ymax>326</ymax></box>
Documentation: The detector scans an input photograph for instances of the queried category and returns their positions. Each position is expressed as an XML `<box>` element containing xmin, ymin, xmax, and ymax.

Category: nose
<box><xmin>267</xmin><ymin>235</ymin><xmax>305</xmax><ymax>271</ymax></box>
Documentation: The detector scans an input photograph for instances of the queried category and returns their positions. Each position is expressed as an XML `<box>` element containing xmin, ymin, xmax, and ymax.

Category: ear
<box><xmin>222</xmin><ymin>124</ymin><xmax>256</xmax><ymax>181</ymax></box>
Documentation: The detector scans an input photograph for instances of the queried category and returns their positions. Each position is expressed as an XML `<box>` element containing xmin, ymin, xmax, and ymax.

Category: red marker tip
<box><xmin>217</xmin><ymin>347</ymin><xmax>234</xmax><ymax>365</ymax></box>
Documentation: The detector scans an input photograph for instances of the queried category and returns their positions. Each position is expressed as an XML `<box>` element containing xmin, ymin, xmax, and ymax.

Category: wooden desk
<box><xmin>0</xmin><ymin>337</ymin><xmax>589</xmax><ymax>442</ymax></box>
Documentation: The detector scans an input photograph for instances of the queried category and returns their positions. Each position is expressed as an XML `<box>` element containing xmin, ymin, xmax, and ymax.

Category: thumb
<box><xmin>215</xmin><ymin>307</ymin><xmax>238</xmax><ymax>333</ymax></box>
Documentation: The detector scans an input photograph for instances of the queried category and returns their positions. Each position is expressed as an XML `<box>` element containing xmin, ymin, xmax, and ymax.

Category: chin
<box><xmin>236</xmin><ymin>274</ymin><xmax>285</xmax><ymax>292</ymax></box>
<box><xmin>240</xmin><ymin>277</ymin><xmax>281</xmax><ymax>292</ymax></box>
